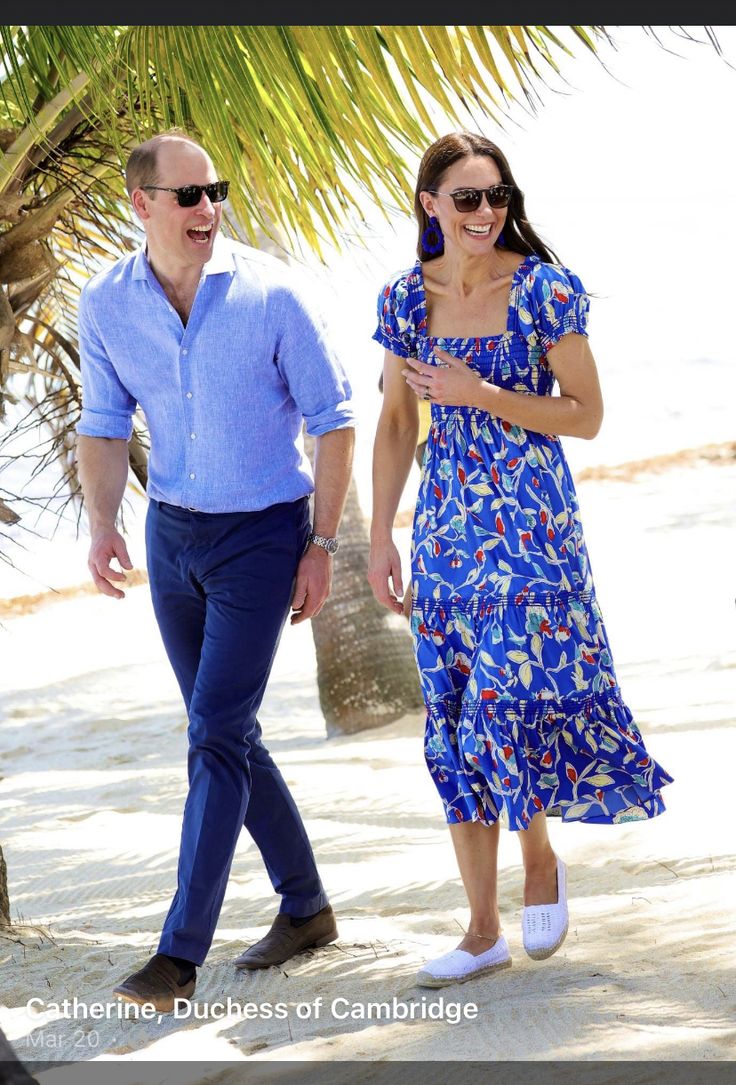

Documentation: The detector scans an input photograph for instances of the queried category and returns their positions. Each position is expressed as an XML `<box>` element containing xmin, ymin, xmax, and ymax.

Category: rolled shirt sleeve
<box><xmin>272</xmin><ymin>275</ymin><xmax>355</xmax><ymax>437</ymax></box>
<box><xmin>76</xmin><ymin>284</ymin><xmax>137</xmax><ymax>440</ymax></box>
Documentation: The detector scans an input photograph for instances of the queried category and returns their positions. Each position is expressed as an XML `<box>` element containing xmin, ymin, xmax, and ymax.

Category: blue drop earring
<box><xmin>422</xmin><ymin>215</ymin><xmax>444</xmax><ymax>254</ymax></box>
<box><xmin>496</xmin><ymin>229</ymin><xmax>506</xmax><ymax>247</ymax></box>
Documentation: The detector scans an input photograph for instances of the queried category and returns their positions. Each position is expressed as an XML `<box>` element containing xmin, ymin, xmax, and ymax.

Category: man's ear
<box><xmin>131</xmin><ymin>188</ymin><xmax>150</xmax><ymax>222</ymax></box>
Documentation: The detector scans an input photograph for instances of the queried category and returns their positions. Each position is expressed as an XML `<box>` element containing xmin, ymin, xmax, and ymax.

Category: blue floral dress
<box><xmin>373</xmin><ymin>254</ymin><xmax>672</xmax><ymax>829</ymax></box>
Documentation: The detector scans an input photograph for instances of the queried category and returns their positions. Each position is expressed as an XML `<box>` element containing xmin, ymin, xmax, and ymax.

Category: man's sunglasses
<box><xmin>140</xmin><ymin>181</ymin><xmax>230</xmax><ymax>207</ymax></box>
<box><xmin>428</xmin><ymin>184</ymin><xmax>514</xmax><ymax>212</ymax></box>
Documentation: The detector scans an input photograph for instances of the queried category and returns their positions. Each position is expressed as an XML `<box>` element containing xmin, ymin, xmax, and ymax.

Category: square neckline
<box><xmin>413</xmin><ymin>253</ymin><xmax>537</xmax><ymax>343</ymax></box>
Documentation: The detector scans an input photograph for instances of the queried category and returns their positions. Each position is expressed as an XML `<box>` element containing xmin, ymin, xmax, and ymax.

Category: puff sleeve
<box><xmin>518</xmin><ymin>262</ymin><xmax>590</xmax><ymax>353</ymax></box>
<box><xmin>372</xmin><ymin>269</ymin><xmax>418</xmax><ymax>359</ymax></box>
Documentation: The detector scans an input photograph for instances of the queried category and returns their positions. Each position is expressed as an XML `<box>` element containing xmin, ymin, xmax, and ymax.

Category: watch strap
<box><xmin>309</xmin><ymin>532</ymin><xmax>339</xmax><ymax>554</ymax></box>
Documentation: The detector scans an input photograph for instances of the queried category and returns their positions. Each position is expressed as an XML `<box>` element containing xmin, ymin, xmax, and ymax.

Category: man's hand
<box><xmin>290</xmin><ymin>545</ymin><xmax>332</xmax><ymax>625</ymax></box>
<box><xmin>77</xmin><ymin>436</ymin><xmax>132</xmax><ymax>598</ymax></box>
<box><xmin>88</xmin><ymin>527</ymin><xmax>134</xmax><ymax>600</ymax></box>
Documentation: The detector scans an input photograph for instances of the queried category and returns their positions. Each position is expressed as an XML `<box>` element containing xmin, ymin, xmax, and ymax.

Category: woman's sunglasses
<box><xmin>140</xmin><ymin>181</ymin><xmax>230</xmax><ymax>207</ymax></box>
<box><xmin>428</xmin><ymin>184</ymin><xmax>514</xmax><ymax>212</ymax></box>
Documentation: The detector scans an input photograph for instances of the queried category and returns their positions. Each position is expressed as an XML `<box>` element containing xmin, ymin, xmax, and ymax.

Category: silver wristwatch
<box><xmin>309</xmin><ymin>532</ymin><xmax>339</xmax><ymax>555</ymax></box>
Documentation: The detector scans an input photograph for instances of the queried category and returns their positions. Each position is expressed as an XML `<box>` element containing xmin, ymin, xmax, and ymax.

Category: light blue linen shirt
<box><xmin>76</xmin><ymin>234</ymin><xmax>354</xmax><ymax>513</ymax></box>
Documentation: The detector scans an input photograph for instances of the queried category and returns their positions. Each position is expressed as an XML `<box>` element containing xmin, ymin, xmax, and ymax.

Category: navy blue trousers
<box><xmin>145</xmin><ymin>496</ymin><xmax>328</xmax><ymax>965</ymax></box>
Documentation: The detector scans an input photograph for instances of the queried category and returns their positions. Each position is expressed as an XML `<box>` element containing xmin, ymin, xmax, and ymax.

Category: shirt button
<box><xmin>186</xmin><ymin>391</ymin><xmax>193</xmax><ymax>399</ymax></box>
<box><xmin>189</xmin><ymin>472</ymin><xmax>196</xmax><ymax>480</ymax></box>
<box><xmin>190</xmin><ymin>433</ymin><xmax>196</xmax><ymax>440</ymax></box>
<box><xmin>182</xmin><ymin>348</ymin><xmax>189</xmax><ymax>356</ymax></box>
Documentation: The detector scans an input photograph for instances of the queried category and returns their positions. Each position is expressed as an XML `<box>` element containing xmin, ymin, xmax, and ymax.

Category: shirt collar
<box><xmin>131</xmin><ymin>231</ymin><xmax>236</xmax><ymax>281</ymax></box>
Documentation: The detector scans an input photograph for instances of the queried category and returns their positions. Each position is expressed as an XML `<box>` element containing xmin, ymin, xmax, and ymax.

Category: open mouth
<box><xmin>464</xmin><ymin>224</ymin><xmax>492</xmax><ymax>238</ymax></box>
<box><xmin>187</xmin><ymin>225</ymin><xmax>213</xmax><ymax>243</ymax></box>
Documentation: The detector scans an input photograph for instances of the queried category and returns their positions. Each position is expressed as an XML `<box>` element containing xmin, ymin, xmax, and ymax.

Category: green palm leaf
<box><xmin>3</xmin><ymin>25</ymin><xmax>617</xmax><ymax>253</ymax></box>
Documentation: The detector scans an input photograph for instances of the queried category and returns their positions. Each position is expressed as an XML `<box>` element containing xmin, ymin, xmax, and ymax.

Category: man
<box><xmin>76</xmin><ymin>131</ymin><xmax>355</xmax><ymax>1012</ymax></box>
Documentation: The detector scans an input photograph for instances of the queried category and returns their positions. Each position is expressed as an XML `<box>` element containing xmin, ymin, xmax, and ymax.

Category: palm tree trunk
<box><xmin>0</xmin><ymin>844</ymin><xmax>10</xmax><ymax>925</ymax></box>
<box><xmin>252</xmin><ymin>222</ymin><xmax>423</xmax><ymax>736</ymax></box>
<box><xmin>309</xmin><ymin>465</ymin><xmax>423</xmax><ymax>736</ymax></box>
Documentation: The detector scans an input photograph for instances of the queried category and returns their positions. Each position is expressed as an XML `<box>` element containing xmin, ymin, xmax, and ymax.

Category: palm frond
<box><xmin>3</xmin><ymin>25</ymin><xmax>618</xmax><ymax>253</ymax></box>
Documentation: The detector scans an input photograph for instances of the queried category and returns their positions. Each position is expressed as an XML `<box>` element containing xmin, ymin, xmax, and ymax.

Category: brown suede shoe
<box><xmin>113</xmin><ymin>954</ymin><xmax>196</xmax><ymax>1013</ymax></box>
<box><xmin>234</xmin><ymin>904</ymin><xmax>338</xmax><ymax>969</ymax></box>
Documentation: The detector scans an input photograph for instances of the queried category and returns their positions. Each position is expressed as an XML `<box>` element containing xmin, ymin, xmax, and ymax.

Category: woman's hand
<box><xmin>402</xmin><ymin>346</ymin><xmax>488</xmax><ymax>408</ymax></box>
<box><xmin>367</xmin><ymin>537</ymin><xmax>405</xmax><ymax>615</ymax></box>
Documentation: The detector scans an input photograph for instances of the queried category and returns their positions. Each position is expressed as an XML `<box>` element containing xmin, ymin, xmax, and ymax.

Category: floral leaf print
<box><xmin>519</xmin><ymin>661</ymin><xmax>533</xmax><ymax>689</ymax></box>
<box><xmin>375</xmin><ymin>256</ymin><xmax>671</xmax><ymax>830</ymax></box>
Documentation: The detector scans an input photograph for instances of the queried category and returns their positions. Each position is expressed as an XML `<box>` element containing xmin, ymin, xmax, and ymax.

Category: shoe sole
<box><xmin>113</xmin><ymin>980</ymin><xmax>195</xmax><ymax>1014</ymax></box>
<box><xmin>415</xmin><ymin>956</ymin><xmax>512</xmax><ymax>988</ymax></box>
<box><xmin>234</xmin><ymin>928</ymin><xmax>338</xmax><ymax>970</ymax></box>
<box><xmin>524</xmin><ymin>923</ymin><xmax>568</xmax><ymax>961</ymax></box>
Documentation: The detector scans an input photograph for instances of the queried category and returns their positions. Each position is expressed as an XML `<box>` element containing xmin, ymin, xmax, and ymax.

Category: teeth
<box><xmin>465</xmin><ymin>225</ymin><xmax>491</xmax><ymax>235</ymax></box>
<box><xmin>190</xmin><ymin>225</ymin><xmax>212</xmax><ymax>232</ymax></box>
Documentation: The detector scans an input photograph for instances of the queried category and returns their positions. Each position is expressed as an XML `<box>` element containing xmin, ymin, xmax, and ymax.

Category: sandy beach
<box><xmin>1</xmin><ymin>457</ymin><xmax>735</xmax><ymax>1075</ymax></box>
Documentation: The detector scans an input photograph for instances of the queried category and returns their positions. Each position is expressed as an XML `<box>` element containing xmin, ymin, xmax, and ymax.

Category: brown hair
<box><xmin>414</xmin><ymin>131</ymin><xmax>559</xmax><ymax>264</ymax></box>
<box><xmin>124</xmin><ymin>129</ymin><xmax>201</xmax><ymax>197</ymax></box>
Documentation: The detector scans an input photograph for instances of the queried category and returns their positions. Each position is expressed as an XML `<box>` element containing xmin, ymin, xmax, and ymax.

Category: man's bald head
<box><xmin>125</xmin><ymin>131</ymin><xmax>203</xmax><ymax>198</ymax></box>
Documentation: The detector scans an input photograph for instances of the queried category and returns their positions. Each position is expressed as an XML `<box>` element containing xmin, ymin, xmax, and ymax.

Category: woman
<box><xmin>368</xmin><ymin>132</ymin><xmax>672</xmax><ymax>988</ymax></box>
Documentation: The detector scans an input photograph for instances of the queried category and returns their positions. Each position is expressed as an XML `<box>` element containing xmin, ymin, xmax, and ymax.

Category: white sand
<box><xmin>1</xmin><ymin>462</ymin><xmax>735</xmax><ymax>1071</ymax></box>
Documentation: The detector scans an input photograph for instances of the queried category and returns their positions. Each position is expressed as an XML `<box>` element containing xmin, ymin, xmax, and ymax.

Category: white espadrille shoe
<box><xmin>416</xmin><ymin>935</ymin><xmax>512</xmax><ymax>988</ymax></box>
<box><xmin>522</xmin><ymin>854</ymin><xmax>568</xmax><ymax>961</ymax></box>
